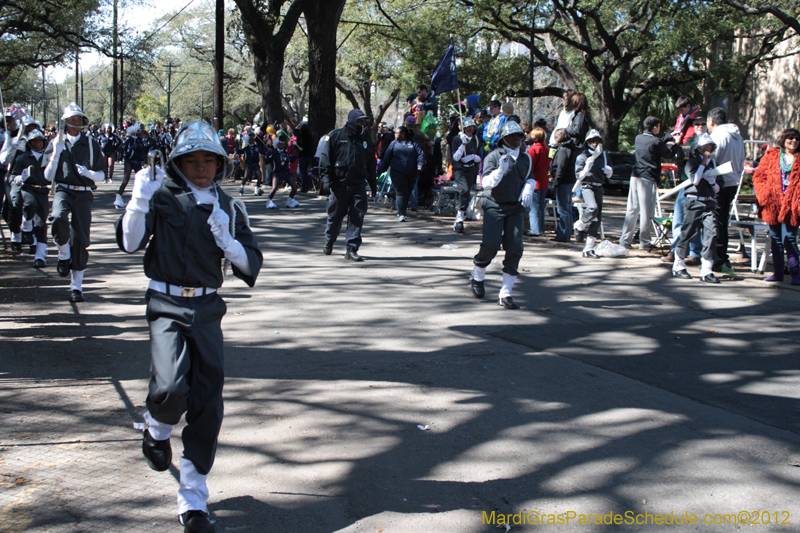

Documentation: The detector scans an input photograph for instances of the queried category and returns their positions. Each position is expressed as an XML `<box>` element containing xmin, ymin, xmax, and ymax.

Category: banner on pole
<box><xmin>430</xmin><ymin>38</ymin><xmax>458</xmax><ymax>96</ymax></box>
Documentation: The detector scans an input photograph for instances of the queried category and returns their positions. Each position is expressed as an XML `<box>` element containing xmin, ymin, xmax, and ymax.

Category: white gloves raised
<box><xmin>604</xmin><ymin>165</ymin><xmax>613</xmax><ymax>178</ymax></box>
<box><xmin>460</xmin><ymin>133</ymin><xmax>470</xmax><ymax>144</ymax></box>
<box><xmin>499</xmin><ymin>155</ymin><xmax>509</xmax><ymax>174</ymax></box>
<box><xmin>520</xmin><ymin>180</ymin><xmax>535</xmax><ymax>208</ymax></box>
<box><xmin>467</xmin><ymin>154</ymin><xmax>481</xmax><ymax>163</ymax></box>
<box><xmin>208</xmin><ymin>201</ymin><xmax>234</xmax><ymax>251</ymax></box>
<box><xmin>131</xmin><ymin>166</ymin><xmax>165</xmax><ymax>202</ymax></box>
<box><xmin>453</xmin><ymin>144</ymin><xmax>466</xmax><ymax>162</ymax></box>
<box><xmin>75</xmin><ymin>164</ymin><xmax>104</xmax><ymax>182</ymax></box>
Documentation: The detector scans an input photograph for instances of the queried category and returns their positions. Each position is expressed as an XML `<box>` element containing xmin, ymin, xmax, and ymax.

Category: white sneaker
<box><xmin>266</xmin><ymin>200</ymin><xmax>277</xmax><ymax>209</ymax></box>
<box><xmin>286</xmin><ymin>198</ymin><xmax>300</xmax><ymax>208</ymax></box>
<box><xmin>254</xmin><ymin>187</ymin><xmax>264</xmax><ymax>196</ymax></box>
<box><xmin>113</xmin><ymin>194</ymin><xmax>125</xmax><ymax>209</ymax></box>
<box><xmin>398</xmin><ymin>215</ymin><xmax>406</xmax><ymax>222</ymax></box>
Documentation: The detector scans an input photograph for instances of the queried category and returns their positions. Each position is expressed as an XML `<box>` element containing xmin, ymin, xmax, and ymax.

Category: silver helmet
<box><xmin>498</xmin><ymin>120</ymin><xmax>524</xmax><ymax>143</ymax></box>
<box><xmin>102</xmin><ymin>122</ymin><xmax>115</xmax><ymax>133</ymax></box>
<box><xmin>61</xmin><ymin>103</ymin><xmax>88</xmax><ymax>127</ymax></box>
<box><xmin>462</xmin><ymin>117</ymin><xmax>476</xmax><ymax>129</ymax></box>
<box><xmin>585</xmin><ymin>129</ymin><xmax>603</xmax><ymax>144</ymax></box>
<box><xmin>692</xmin><ymin>133</ymin><xmax>716</xmax><ymax>155</ymax></box>
<box><xmin>25</xmin><ymin>128</ymin><xmax>46</xmax><ymax>147</ymax></box>
<box><xmin>167</xmin><ymin>121</ymin><xmax>232</xmax><ymax>183</ymax></box>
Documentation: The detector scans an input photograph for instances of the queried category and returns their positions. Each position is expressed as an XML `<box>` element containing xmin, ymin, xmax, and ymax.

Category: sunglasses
<box><xmin>786</xmin><ymin>137</ymin><xmax>800</xmax><ymax>141</ymax></box>
<box><xmin>694</xmin><ymin>122</ymin><xmax>707</xmax><ymax>126</ymax></box>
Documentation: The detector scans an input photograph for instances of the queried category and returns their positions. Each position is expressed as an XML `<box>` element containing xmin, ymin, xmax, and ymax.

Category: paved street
<box><xmin>2</xmin><ymin>182</ymin><xmax>800</xmax><ymax>532</ymax></box>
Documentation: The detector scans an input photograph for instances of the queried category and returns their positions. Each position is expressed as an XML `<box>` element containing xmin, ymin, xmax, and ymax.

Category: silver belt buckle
<box><xmin>181</xmin><ymin>287</ymin><xmax>196</xmax><ymax>297</ymax></box>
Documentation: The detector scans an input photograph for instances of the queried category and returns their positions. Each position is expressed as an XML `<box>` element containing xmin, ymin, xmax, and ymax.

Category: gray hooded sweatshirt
<box><xmin>710</xmin><ymin>123</ymin><xmax>745</xmax><ymax>188</ymax></box>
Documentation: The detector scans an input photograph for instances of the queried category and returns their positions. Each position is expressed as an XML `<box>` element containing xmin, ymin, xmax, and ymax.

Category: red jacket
<box><xmin>527</xmin><ymin>142</ymin><xmax>551</xmax><ymax>190</ymax></box>
<box><xmin>753</xmin><ymin>148</ymin><xmax>800</xmax><ymax>226</ymax></box>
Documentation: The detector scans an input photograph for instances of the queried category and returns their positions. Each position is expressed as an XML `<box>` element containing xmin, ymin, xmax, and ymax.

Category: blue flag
<box><xmin>430</xmin><ymin>38</ymin><xmax>458</xmax><ymax>95</ymax></box>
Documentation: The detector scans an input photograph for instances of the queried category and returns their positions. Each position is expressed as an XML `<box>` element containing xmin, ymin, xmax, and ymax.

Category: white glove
<box><xmin>572</xmin><ymin>177</ymin><xmax>584</xmax><ymax>194</ymax></box>
<box><xmin>208</xmin><ymin>201</ymin><xmax>234</xmax><ymax>250</ymax></box>
<box><xmin>468</xmin><ymin>154</ymin><xmax>481</xmax><ymax>163</ymax></box>
<box><xmin>453</xmin><ymin>144</ymin><xmax>466</xmax><ymax>162</ymax></box>
<box><xmin>13</xmin><ymin>175</ymin><xmax>23</xmax><ymax>185</ymax></box>
<box><xmin>520</xmin><ymin>180</ymin><xmax>534</xmax><ymax>208</ymax></box>
<box><xmin>499</xmin><ymin>155</ymin><xmax>509</xmax><ymax>174</ymax></box>
<box><xmin>51</xmin><ymin>132</ymin><xmax>66</xmax><ymax>153</ymax></box>
<box><xmin>131</xmin><ymin>166</ymin><xmax>164</xmax><ymax>202</ymax></box>
<box><xmin>75</xmin><ymin>164</ymin><xmax>104</xmax><ymax>182</ymax></box>
<box><xmin>603</xmin><ymin>165</ymin><xmax>613</xmax><ymax>178</ymax></box>
<box><xmin>459</xmin><ymin>133</ymin><xmax>469</xmax><ymax>144</ymax></box>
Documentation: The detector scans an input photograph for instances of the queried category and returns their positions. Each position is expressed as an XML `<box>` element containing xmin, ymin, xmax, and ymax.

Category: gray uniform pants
<box><xmin>7</xmin><ymin>181</ymin><xmax>23</xmax><ymax>233</ymax></box>
<box><xmin>620</xmin><ymin>176</ymin><xmax>657</xmax><ymax>247</ymax></box>
<box><xmin>473</xmin><ymin>200</ymin><xmax>524</xmax><ymax>276</ymax></box>
<box><xmin>145</xmin><ymin>290</ymin><xmax>227</xmax><ymax>475</ymax></box>
<box><xmin>21</xmin><ymin>188</ymin><xmax>49</xmax><ymax>243</ymax></box>
<box><xmin>580</xmin><ymin>184</ymin><xmax>603</xmax><ymax>239</ymax></box>
<box><xmin>675</xmin><ymin>197</ymin><xmax>718</xmax><ymax>262</ymax></box>
<box><xmin>453</xmin><ymin>164</ymin><xmax>478</xmax><ymax>212</ymax></box>
<box><xmin>51</xmin><ymin>188</ymin><xmax>93</xmax><ymax>271</ymax></box>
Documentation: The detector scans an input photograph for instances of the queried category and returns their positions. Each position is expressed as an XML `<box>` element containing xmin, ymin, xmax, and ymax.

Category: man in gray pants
<box><xmin>619</xmin><ymin>116</ymin><xmax>675</xmax><ymax>251</ymax></box>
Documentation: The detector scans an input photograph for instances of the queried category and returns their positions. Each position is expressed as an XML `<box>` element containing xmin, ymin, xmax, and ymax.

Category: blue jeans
<box><xmin>768</xmin><ymin>224</ymin><xmax>799</xmax><ymax>254</ymax></box>
<box><xmin>409</xmin><ymin>182</ymin><xmax>419</xmax><ymax>209</ymax></box>
<box><xmin>671</xmin><ymin>189</ymin><xmax>702</xmax><ymax>257</ymax></box>
<box><xmin>527</xmin><ymin>189</ymin><xmax>548</xmax><ymax>235</ymax></box>
<box><xmin>555</xmin><ymin>184</ymin><xmax>573</xmax><ymax>241</ymax></box>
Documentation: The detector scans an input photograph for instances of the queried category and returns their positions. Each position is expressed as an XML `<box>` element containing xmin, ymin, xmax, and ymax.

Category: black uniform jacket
<box><xmin>12</xmin><ymin>151</ymin><xmax>48</xmax><ymax>189</ymax></box>
<box><xmin>43</xmin><ymin>133</ymin><xmax>107</xmax><ymax>189</ymax></box>
<box><xmin>319</xmin><ymin>127</ymin><xmax>377</xmax><ymax>190</ymax></box>
<box><xmin>482</xmin><ymin>148</ymin><xmax>532</xmax><ymax>205</ymax></box>
<box><xmin>116</xmin><ymin>174</ymin><xmax>263</xmax><ymax>289</ymax></box>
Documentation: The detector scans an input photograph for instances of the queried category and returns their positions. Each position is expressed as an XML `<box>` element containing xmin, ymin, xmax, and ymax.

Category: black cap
<box><xmin>489</xmin><ymin>100</ymin><xmax>502</xmax><ymax>108</ymax></box>
<box><xmin>692</xmin><ymin>110</ymin><xmax>707</xmax><ymax>121</ymax></box>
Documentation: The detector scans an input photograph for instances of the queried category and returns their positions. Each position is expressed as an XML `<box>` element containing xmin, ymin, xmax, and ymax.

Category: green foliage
<box><xmin>135</xmin><ymin>92</ymin><xmax>167</xmax><ymax>126</ymax></box>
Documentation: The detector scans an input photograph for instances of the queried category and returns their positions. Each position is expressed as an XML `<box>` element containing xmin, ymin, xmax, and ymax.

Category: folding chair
<box><xmin>373</xmin><ymin>171</ymin><xmax>393</xmax><ymax>204</ymax></box>
<box><xmin>432</xmin><ymin>182</ymin><xmax>459</xmax><ymax>215</ymax></box>
<box><xmin>650</xmin><ymin>188</ymin><xmax>672</xmax><ymax>250</ymax></box>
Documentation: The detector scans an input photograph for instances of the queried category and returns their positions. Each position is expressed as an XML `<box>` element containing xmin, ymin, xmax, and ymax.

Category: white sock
<box><xmin>499</xmin><ymin>273</ymin><xmax>516</xmax><ymax>298</ymax></box>
<box><xmin>700</xmin><ymin>258</ymin><xmax>713</xmax><ymax>277</ymax></box>
<box><xmin>673</xmin><ymin>255</ymin><xmax>686</xmax><ymax>272</ymax></box>
<box><xmin>584</xmin><ymin>235</ymin><xmax>597</xmax><ymax>251</ymax></box>
<box><xmin>455</xmin><ymin>210</ymin><xmax>465</xmax><ymax>223</ymax></box>
<box><xmin>57</xmin><ymin>243</ymin><xmax>71</xmax><ymax>261</ymax></box>
<box><xmin>177</xmin><ymin>457</ymin><xmax>209</xmax><ymax>515</ymax></box>
<box><xmin>574</xmin><ymin>219</ymin><xmax>587</xmax><ymax>232</ymax></box>
<box><xmin>35</xmin><ymin>242</ymin><xmax>47</xmax><ymax>261</ymax></box>
<box><xmin>21</xmin><ymin>219</ymin><xmax>33</xmax><ymax>232</ymax></box>
<box><xmin>143</xmin><ymin>411</ymin><xmax>173</xmax><ymax>441</ymax></box>
<box><xmin>11</xmin><ymin>232</ymin><xmax>21</xmax><ymax>243</ymax></box>
<box><xmin>471</xmin><ymin>265</ymin><xmax>486</xmax><ymax>282</ymax></box>
<box><xmin>70</xmin><ymin>269</ymin><xmax>85</xmax><ymax>291</ymax></box>
<box><xmin>31</xmin><ymin>236</ymin><xmax>38</xmax><ymax>246</ymax></box>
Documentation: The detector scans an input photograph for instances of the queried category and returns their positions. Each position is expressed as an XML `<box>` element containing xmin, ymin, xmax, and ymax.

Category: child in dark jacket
<box><xmin>265</xmin><ymin>134</ymin><xmax>300</xmax><ymax>209</ymax></box>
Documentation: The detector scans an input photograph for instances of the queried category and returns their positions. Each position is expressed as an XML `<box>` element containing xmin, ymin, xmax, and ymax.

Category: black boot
<box><xmin>142</xmin><ymin>430</ymin><xmax>172</xmax><ymax>472</ymax></box>
<box><xmin>471</xmin><ymin>279</ymin><xmax>485</xmax><ymax>299</ymax></box>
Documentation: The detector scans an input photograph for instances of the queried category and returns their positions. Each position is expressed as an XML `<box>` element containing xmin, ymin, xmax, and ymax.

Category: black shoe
<box><xmin>33</xmin><ymin>259</ymin><xmax>46</xmax><ymax>268</ymax></box>
<box><xmin>57</xmin><ymin>259</ymin><xmax>70</xmax><ymax>277</ymax></box>
<box><xmin>69</xmin><ymin>290</ymin><xmax>84</xmax><ymax>303</ymax></box>
<box><xmin>582</xmin><ymin>249</ymin><xmax>599</xmax><ymax>258</ymax></box>
<box><xmin>181</xmin><ymin>510</ymin><xmax>215</xmax><ymax>533</ymax></box>
<box><xmin>574</xmin><ymin>231</ymin><xmax>586</xmax><ymax>243</ymax></box>
<box><xmin>700</xmin><ymin>273</ymin><xmax>721</xmax><ymax>284</ymax></box>
<box><xmin>322</xmin><ymin>242</ymin><xmax>333</xmax><ymax>255</ymax></box>
<box><xmin>29</xmin><ymin>245</ymin><xmax>36</xmax><ymax>255</ymax></box>
<box><xmin>453</xmin><ymin>221</ymin><xmax>464</xmax><ymax>233</ymax></box>
<box><xmin>498</xmin><ymin>297</ymin><xmax>519</xmax><ymax>309</ymax></box>
<box><xmin>345</xmin><ymin>249</ymin><xmax>363</xmax><ymax>262</ymax></box>
<box><xmin>523</xmin><ymin>230</ymin><xmax>535</xmax><ymax>237</ymax></box>
<box><xmin>11</xmin><ymin>242</ymin><xmax>22</xmax><ymax>252</ymax></box>
<box><xmin>471</xmin><ymin>279</ymin><xmax>485</xmax><ymax>299</ymax></box>
<box><xmin>21</xmin><ymin>232</ymin><xmax>34</xmax><ymax>245</ymax></box>
<box><xmin>142</xmin><ymin>430</ymin><xmax>172</xmax><ymax>472</ymax></box>
<box><xmin>672</xmin><ymin>269</ymin><xmax>692</xmax><ymax>279</ymax></box>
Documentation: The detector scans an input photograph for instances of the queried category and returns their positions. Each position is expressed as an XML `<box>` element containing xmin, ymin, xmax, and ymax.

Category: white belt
<box><xmin>58</xmin><ymin>183</ymin><xmax>92</xmax><ymax>191</ymax></box>
<box><xmin>687</xmin><ymin>195</ymin><xmax>712</xmax><ymax>201</ymax></box>
<box><xmin>148</xmin><ymin>280</ymin><xmax>217</xmax><ymax>298</ymax></box>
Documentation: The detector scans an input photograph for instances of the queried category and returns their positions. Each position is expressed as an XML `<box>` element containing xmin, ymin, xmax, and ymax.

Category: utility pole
<box><xmin>528</xmin><ymin>24</ymin><xmax>534</xmax><ymax>125</ymax></box>
<box><xmin>81</xmin><ymin>73</ymin><xmax>84</xmax><ymax>109</ymax></box>
<box><xmin>166</xmin><ymin>62</ymin><xmax>173</xmax><ymax>117</ymax></box>
<box><xmin>42</xmin><ymin>66</ymin><xmax>47</xmax><ymax>126</ymax></box>
<box><xmin>112</xmin><ymin>0</ymin><xmax>118</xmax><ymax>125</ymax></box>
<box><xmin>120</xmin><ymin>56</ymin><xmax>125</xmax><ymax>121</ymax></box>
<box><xmin>213</xmin><ymin>0</ymin><xmax>224</xmax><ymax>131</ymax></box>
<box><xmin>75</xmin><ymin>51</ymin><xmax>80</xmax><ymax>107</ymax></box>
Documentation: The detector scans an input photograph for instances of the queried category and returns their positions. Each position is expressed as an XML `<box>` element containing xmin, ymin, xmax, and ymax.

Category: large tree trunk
<box><xmin>304</xmin><ymin>0</ymin><xmax>347</xmax><ymax>145</ymax></box>
<box><xmin>233</xmin><ymin>0</ymin><xmax>304</xmax><ymax>127</ymax></box>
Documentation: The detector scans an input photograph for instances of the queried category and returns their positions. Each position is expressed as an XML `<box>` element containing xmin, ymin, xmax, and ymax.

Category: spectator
<box><xmin>550</xmin><ymin>89</ymin><xmax>576</xmax><ymax>148</ymax></box>
<box><xmin>377</xmin><ymin>125</ymin><xmax>424</xmax><ymax>222</ymax></box>
<box><xmin>225</xmin><ymin>128</ymin><xmax>237</xmax><ymax>156</ymax></box>
<box><xmin>535</xmin><ymin>115</ymin><xmax>551</xmax><ymax>145</ymax></box>
<box><xmin>565</xmin><ymin>92</ymin><xmax>590</xmax><ymax>149</ymax></box>
<box><xmin>619</xmin><ymin>116</ymin><xmax>674</xmax><ymax>251</ymax></box>
<box><xmin>482</xmin><ymin>100</ymin><xmax>507</xmax><ymax>154</ymax></box>
<box><xmin>525</xmin><ymin>127</ymin><xmax>551</xmax><ymax>236</ymax></box>
<box><xmin>465</xmin><ymin>94</ymin><xmax>481</xmax><ymax>118</ymax></box>
<box><xmin>376</xmin><ymin>122</ymin><xmax>395</xmax><ymax>161</ymax></box>
<box><xmin>752</xmin><ymin>128</ymin><xmax>800</xmax><ymax>284</ymax></box>
<box><xmin>415</xmin><ymin>84</ymin><xmax>438</xmax><ymax>116</ymax></box>
<box><xmin>671</xmin><ymin>96</ymin><xmax>699</xmax><ymax>147</ymax></box>
<box><xmin>662</xmin><ymin>111</ymin><xmax>707</xmax><ymax>264</ymax></box>
<box><xmin>708</xmin><ymin>107</ymin><xmax>745</xmax><ymax>273</ymax></box>
<box><xmin>549</xmin><ymin>128</ymin><xmax>576</xmax><ymax>242</ymax></box>
<box><xmin>295</xmin><ymin>121</ymin><xmax>314</xmax><ymax>193</ymax></box>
